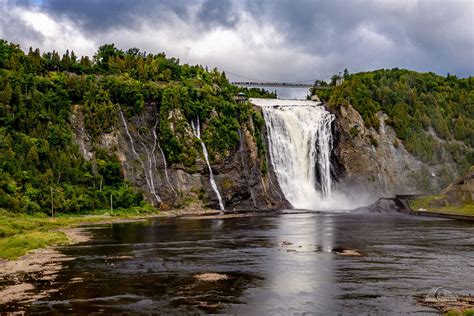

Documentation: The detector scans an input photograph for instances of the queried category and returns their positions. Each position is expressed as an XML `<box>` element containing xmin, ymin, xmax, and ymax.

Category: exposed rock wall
<box><xmin>330</xmin><ymin>103</ymin><xmax>459</xmax><ymax>200</ymax></box>
<box><xmin>443</xmin><ymin>166</ymin><xmax>474</xmax><ymax>204</ymax></box>
<box><xmin>73</xmin><ymin>103</ymin><xmax>289</xmax><ymax>211</ymax></box>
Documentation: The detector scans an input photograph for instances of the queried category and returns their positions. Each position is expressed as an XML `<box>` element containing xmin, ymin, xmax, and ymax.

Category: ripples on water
<box><xmin>4</xmin><ymin>211</ymin><xmax>474</xmax><ymax>314</ymax></box>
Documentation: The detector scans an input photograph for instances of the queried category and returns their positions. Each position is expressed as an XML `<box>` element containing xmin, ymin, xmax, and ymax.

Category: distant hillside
<box><xmin>317</xmin><ymin>69</ymin><xmax>474</xmax><ymax>173</ymax></box>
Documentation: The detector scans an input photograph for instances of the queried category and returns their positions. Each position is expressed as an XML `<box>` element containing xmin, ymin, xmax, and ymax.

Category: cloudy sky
<box><xmin>1</xmin><ymin>0</ymin><xmax>473</xmax><ymax>82</ymax></box>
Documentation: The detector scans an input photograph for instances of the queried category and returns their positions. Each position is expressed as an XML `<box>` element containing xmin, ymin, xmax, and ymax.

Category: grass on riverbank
<box><xmin>0</xmin><ymin>231</ymin><xmax>68</xmax><ymax>260</ymax></box>
<box><xmin>0</xmin><ymin>206</ymin><xmax>159</xmax><ymax>260</ymax></box>
<box><xmin>409</xmin><ymin>195</ymin><xmax>474</xmax><ymax>217</ymax></box>
<box><xmin>447</xmin><ymin>309</ymin><xmax>474</xmax><ymax>316</ymax></box>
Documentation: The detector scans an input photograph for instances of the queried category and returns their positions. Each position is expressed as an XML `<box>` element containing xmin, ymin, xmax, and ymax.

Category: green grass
<box><xmin>409</xmin><ymin>195</ymin><xmax>474</xmax><ymax>217</ymax></box>
<box><xmin>446</xmin><ymin>309</ymin><xmax>474</xmax><ymax>316</ymax></box>
<box><xmin>0</xmin><ymin>206</ymin><xmax>160</xmax><ymax>260</ymax></box>
<box><xmin>0</xmin><ymin>231</ymin><xmax>68</xmax><ymax>260</ymax></box>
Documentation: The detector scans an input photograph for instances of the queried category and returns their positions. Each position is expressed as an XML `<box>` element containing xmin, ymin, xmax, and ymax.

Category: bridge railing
<box><xmin>231</xmin><ymin>81</ymin><xmax>331</xmax><ymax>89</ymax></box>
<box><xmin>231</xmin><ymin>81</ymin><xmax>313</xmax><ymax>88</ymax></box>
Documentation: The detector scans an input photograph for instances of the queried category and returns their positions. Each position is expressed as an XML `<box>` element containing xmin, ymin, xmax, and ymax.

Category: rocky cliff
<box><xmin>72</xmin><ymin>103</ymin><xmax>289</xmax><ymax>211</ymax></box>
<box><xmin>72</xmin><ymin>99</ymin><xmax>465</xmax><ymax>211</ymax></box>
<box><xmin>330</xmin><ymin>103</ymin><xmax>461</xmax><ymax>200</ymax></box>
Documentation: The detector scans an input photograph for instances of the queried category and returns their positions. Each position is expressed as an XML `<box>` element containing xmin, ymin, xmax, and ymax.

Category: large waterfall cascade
<box><xmin>252</xmin><ymin>98</ymin><xmax>336</xmax><ymax>210</ymax></box>
<box><xmin>191</xmin><ymin>117</ymin><xmax>225</xmax><ymax>211</ymax></box>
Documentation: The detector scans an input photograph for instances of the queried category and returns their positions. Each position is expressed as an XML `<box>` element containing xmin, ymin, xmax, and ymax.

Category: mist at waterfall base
<box><xmin>254</xmin><ymin>98</ymin><xmax>371</xmax><ymax>211</ymax></box>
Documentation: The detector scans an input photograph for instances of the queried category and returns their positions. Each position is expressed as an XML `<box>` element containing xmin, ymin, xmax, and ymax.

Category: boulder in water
<box><xmin>351</xmin><ymin>198</ymin><xmax>407</xmax><ymax>213</ymax></box>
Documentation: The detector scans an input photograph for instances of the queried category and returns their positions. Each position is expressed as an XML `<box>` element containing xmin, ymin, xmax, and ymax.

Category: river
<box><xmin>10</xmin><ymin>210</ymin><xmax>474</xmax><ymax>314</ymax></box>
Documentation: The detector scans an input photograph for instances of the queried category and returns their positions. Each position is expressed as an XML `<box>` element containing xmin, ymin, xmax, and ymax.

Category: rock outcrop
<box><xmin>329</xmin><ymin>103</ymin><xmax>460</xmax><ymax>200</ymax></box>
<box><xmin>72</xmin><ymin>100</ymin><xmax>465</xmax><ymax>211</ymax></box>
<box><xmin>443</xmin><ymin>166</ymin><xmax>474</xmax><ymax>204</ymax></box>
<box><xmin>73</xmin><ymin>103</ymin><xmax>289</xmax><ymax>211</ymax></box>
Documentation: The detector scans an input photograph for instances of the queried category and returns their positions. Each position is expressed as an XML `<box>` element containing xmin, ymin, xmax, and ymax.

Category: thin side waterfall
<box><xmin>151</xmin><ymin>119</ymin><xmax>176</xmax><ymax>195</ymax></box>
<box><xmin>258</xmin><ymin>100</ymin><xmax>335</xmax><ymax>210</ymax></box>
<box><xmin>191</xmin><ymin>117</ymin><xmax>225</xmax><ymax>211</ymax></box>
<box><xmin>119</xmin><ymin>109</ymin><xmax>162</xmax><ymax>205</ymax></box>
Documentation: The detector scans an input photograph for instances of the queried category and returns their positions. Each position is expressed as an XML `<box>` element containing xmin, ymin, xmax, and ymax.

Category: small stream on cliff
<box><xmin>191</xmin><ymin>116</ymin><xmax>225</xmax><ymax>211</ymax></box>
<box><xmin>7</xmin><ymin>211</ymin><xmax>473</xmax><ymax>314</ymax></box>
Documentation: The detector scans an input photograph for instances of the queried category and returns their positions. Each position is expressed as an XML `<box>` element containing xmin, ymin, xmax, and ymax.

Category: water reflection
<box><xmin>5</xmin><ymin>212</ymin><xmax>473</xmax><ymax>314</ymax></box>
<box><xmin>245</xmin><ymin>213</ymin><xmax>336</xmax><ymax>314</ymax></box>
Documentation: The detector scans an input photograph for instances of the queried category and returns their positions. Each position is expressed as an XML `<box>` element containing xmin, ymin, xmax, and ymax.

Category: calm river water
<box><xmin>8</xmin><ymin>211</ymin><xmax>474</xmax><ymax>314</ymax></box>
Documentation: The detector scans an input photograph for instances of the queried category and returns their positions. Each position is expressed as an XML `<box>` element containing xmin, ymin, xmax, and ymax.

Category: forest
<box><xmin>0</xmin><ymin>40</ymin><xmax>272</xmax><ymax>214</ymax></box>
<box><xmin>317</xmin><ymin>69</ymin><xmax>474</xmax><ymax>171</ymax></box>
<box><xmin>1</xmin><ymin>40</ymin><xmax>473</xmax><ymax>215</ymax></box>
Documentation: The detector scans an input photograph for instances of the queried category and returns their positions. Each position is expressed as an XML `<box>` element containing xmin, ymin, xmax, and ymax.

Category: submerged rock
<box><xmin>194</xmin><ymin>273</ymin><xmax>229</xmax><ymax>282</ymax></box>
<box><xmin>332</xmin><ymin>248</ymin><xmax>362</xmax><ymax>256</ymax></box>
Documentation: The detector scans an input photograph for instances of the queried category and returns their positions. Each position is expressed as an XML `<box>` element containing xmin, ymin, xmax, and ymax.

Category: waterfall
<box><xmin>119</xmin><ymin>109</ymin><xmax>162</xmax><ymax>205</ymax></box>
<box><xmin>191</xmin><ymin>117</ymin><xmax>225</xmax><ymax>211</ymax></box>
<box><xmin>255</xmin><ymin>99</ymin><xmax>335</xmax><ymax>210</ymax></box>
<box><xmin>151</xmin><ymin>119</ymin><xmax>176</xmax><ymax>195</ymax></box>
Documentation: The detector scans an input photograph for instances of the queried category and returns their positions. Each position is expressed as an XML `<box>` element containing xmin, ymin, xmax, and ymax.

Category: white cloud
<box><xmin>12</xmin><ymin>6</ymin><xmax>95</xmax><ymax>56</ymax></box>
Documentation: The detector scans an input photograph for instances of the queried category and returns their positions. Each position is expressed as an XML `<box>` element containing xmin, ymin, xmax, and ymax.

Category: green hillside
<box><xmin>317</xmin><ymin>69</ymin><xmax>474</xmax><ymax>171</ymax></box>
<box><xmin>0</xmin><ymin>40</ymin><xmax>272</xmax><ymax>214</ymax></box>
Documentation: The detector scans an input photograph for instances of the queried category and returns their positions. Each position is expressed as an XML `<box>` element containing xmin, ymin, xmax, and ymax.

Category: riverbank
<box><xmin>403</xmin><ymin>195</ymin><xmax>474</xmax><ymax>220</ymax></box>
<box><xmin>0</xmin><ymin>205</ymin><xmax>223</xmax><ymax>260</ymax></box>
<box><xmin>0</xmin><ymin>205</ymin><xmax>228</xmax><ymax>306</ymax></box>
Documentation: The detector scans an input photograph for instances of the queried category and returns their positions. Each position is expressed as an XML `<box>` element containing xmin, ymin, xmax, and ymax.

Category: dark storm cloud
<box><xmin>15</xmin><ymin>0</ymin><xmax>239</xmax><ymax>32</ymax></box>
<box><xmin>242</xmin><ymin>0</ymin><xmax>474</xmax><ymax>76</ymax></box>
<box><xmin>2</xmin><ymin>0</ymin><xmax>473</xmax><ymax>78</ymax></box>
<box><xmin>0</xmin><ymin>1</ymin><xmax>45</xmax><ymax>43</ymax></box>
<box><xmin>197</xmin><ymin>0</ymin><xmax>240</xmax><ymax>28</ymax></box>
<box><xmin>35</xmin><ymin>0</ymin><xmax>192</xmax><ymax>31</ymax></box>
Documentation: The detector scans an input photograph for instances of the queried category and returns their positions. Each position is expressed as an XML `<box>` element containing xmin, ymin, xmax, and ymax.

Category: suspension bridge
<box><xmin>226</xmin><ymin>70</ymin><xmax>339</xmax><ymax>89</ymax></box>
<box><xmin>231</xmin><ymin>81</ymin><xmax>314</xmax><ymax>88</ymax></box>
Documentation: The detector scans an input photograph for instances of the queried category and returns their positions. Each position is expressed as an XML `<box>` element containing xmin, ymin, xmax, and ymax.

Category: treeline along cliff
<box><xmin>0</xmin><ymin>40</ymin><xmax>284</xmax><ymax>213</ymax></box>
<box><xmin>0</xmin><ymin>40</ymin><xmax>473</xmax><ymax>213</ymax></box>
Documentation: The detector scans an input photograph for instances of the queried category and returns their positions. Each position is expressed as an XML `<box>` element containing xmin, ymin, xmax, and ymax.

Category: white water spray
<box><xmin>191</xmin><ymin>117</ymin><xmax>225</xmax><ymax>211</ymax></box>
<box><xmin>253</xmin><ymin>99</ymin><xmax>335</xmax><ymax>210</ymax></box>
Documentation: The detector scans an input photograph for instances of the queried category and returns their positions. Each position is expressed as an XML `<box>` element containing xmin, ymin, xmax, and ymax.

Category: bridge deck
<box><xmin>232</xmin><ymin>81</ymin><xmax>313</xmax><ymax>88</ymax></box>
<box><xmin>232</xmin><ymin>81</ymin><xmax>331</xmax><ymax>89</ymax></box>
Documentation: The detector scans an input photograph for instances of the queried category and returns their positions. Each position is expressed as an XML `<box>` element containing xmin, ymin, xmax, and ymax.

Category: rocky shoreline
<box><xmin>0</xmin><ymin>227</ymin><xmax>92</xmax><ymax>306</ymax></box>
<box><xmin>356</xmin><ymin>195</ymin><xmax>474</xmax><ymax>221</ymax></box>
<box><xmin>0</xmin><ymin>208</ymin><xmax>226</xmax><ymax>307</ymax></box>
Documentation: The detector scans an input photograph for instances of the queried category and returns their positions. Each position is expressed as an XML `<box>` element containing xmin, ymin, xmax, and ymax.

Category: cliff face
<box><xmin>330</xmin><ymin>103</ymin><xmax>460</xmax><ymax>200</ymax></box>
<box><xmin>72</xmin><ymin>100</ymin><xmax>463</xmax><ymax>211</ymax></box>
<box><xmin>72</xmin><ymin>103</ymin><xmax>289</xmax><ymax>211</ymax></box>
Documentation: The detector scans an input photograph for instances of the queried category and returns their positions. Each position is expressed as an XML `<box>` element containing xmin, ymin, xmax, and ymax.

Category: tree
<box><xmin>94</xmin><ymin>43</ymin><xmax>124</xmax><ymax>71</ymax></box>
<box><xmin>343</xmin><ymin>68</ymin><xmax>349</xmax><ymax>78</ymax></box>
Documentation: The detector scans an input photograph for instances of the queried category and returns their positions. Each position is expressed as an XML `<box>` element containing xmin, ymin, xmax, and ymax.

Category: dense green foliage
<box><xmin>319</xmin><ymin>69</ymin><xmax>474</xmax><ymax>170</ymax></box>
<box><xmin>0</xmin><ymin>40</ymin><xmax>272</xmax><ymax>214</ymax></box>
